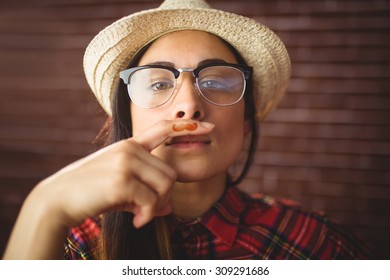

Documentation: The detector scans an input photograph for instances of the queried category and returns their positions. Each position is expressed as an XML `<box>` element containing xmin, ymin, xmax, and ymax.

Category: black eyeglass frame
<box><xmin>119</xmin><ymin>62</ymin><xmax>253</xmax><ymax>108</ymax></box>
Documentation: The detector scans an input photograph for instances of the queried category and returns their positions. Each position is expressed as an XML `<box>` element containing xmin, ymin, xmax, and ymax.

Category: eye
<box><xmin>199</xmin><ymin>77</ymin><xmax>227</xmax><ymax>90</ymax></box>
<box><xmin>146</xmin><ymin>77</ymin><xmax>175</xmax><ymax>94</ymax></box>
<box><xmin>151</xmin><ymin>81</ymin><xmax>172</xmax><ymax>91</ymax></box>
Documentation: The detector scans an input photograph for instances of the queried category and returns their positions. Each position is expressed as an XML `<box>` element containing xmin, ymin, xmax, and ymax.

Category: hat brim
<box><xmin>84</xmin><ymin>7</ymin><xmax>291</xmax><ymax>120</ymax></box>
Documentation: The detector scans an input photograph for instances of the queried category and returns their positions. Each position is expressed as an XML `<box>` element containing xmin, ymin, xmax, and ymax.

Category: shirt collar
<box><xmin>168</xmin><ymin>186</ymin><xmax>247</xmax><ymax>247</ymax></box>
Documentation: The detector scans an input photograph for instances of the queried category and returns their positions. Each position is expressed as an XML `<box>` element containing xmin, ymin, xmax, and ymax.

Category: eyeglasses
<box><xmin>119</xmin><ymin>62</ymin><xmax>253</xmax><ymax>108</ymax></box>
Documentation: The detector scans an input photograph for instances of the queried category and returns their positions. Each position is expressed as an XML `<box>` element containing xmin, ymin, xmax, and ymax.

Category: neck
<box><xmin>171</xmin><ymin>174</ymin><xmax>227</xmax><ymax>220</ymax></box>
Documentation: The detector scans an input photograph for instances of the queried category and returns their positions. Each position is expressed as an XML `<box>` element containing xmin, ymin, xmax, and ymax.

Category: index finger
<box><xmin>131</xmin><ymin>120</ymin><xmax>215</xmax><ymax>152</ymax></box>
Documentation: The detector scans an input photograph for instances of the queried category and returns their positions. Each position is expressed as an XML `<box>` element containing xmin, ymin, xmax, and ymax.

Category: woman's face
<box><xmin>131</xmin><ymin>30</ymin><xmax>247</xmax><ymax>182</ymax></box>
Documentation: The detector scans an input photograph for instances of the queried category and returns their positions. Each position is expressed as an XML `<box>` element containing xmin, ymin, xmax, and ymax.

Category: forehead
<box><xmin>138</xmin><ymin>30</ymin><xmax>238</xmax><ymax>66</ymax></box>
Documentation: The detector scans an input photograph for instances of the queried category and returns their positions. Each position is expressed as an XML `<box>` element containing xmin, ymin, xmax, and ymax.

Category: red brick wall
<box><xmin>0</xmin><ymin>0</ymin><xmax>389</xmax><ymax>258</ymax></box>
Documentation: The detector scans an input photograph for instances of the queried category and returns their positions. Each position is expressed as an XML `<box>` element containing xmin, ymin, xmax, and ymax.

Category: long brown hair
<box><xmin>95</xmin><ymin>36</ymin><xmax>259</xmax><ymax>259</ymax></box>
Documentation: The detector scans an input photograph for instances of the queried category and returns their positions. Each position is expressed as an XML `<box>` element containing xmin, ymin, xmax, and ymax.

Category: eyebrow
<box><xmin>197</xmin><ymin>59</ymin><xmax>228</xmax><ymax>67</ymax></box>
<box><xmin>144</xmin><ymin>58</ymin><xmax>229</xmax><ymax>68</ymax></box>
<box><xmin>146</xmin><ymin>61</ymin><xmax>175</xmax><ymax>67</ymax></box>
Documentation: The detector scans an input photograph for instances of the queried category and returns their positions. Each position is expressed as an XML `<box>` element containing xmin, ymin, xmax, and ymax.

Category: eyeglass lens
<box><xmin>127</xmin><ymin>66</ymin><xmax>246</xmax><ymax>108</ymax></box>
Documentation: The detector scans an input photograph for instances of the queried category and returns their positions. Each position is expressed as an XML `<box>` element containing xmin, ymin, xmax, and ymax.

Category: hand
<box><xmin>3</xmin><ymin>119</ymin><xmax>214</xmax><ymax>259</ymax></box>
<box><xmin>24</xmin><ymin>119</ymin><xmax>215</xmax><ymax>228</ymax></box>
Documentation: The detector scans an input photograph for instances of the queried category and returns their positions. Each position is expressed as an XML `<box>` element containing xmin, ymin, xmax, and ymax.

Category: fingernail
<box><xmin>200</xmin><ymin>122</ymin><xmax>215</xmax><ymax>129</ymax></box>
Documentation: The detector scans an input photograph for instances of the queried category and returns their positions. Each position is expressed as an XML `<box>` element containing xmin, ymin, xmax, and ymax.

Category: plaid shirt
<box><xmin>64</xmin><ymin>186</ymin><xmax>373</xmax><ymax>259</ymax></box>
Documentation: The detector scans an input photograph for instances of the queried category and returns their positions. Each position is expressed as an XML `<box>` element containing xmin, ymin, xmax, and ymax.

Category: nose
<box><xmin>172</xmin><ymin>74</ymin><xmax>204</xmax><ymax>120</ymax></box>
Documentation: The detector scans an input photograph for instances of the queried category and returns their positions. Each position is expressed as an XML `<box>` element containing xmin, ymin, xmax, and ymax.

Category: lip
<box><xmin>165</xmin><ymin>135</ymin><xmax>211</xmax><ymax>148</ymax></box>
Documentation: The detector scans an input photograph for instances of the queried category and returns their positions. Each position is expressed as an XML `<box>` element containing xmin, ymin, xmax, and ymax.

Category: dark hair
<box><xmin>95</xmin><ymin>35</ymin><xmax>259</xmax><ymax>259</ymax></box>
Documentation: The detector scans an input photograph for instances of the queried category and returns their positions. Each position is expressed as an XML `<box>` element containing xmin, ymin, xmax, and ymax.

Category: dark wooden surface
<box><xmin>0</xmin><ymin>0</ymin><xmax>389</xmax><ymax>258</ymax></box>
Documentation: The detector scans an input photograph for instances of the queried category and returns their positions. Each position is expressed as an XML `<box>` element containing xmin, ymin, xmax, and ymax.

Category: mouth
<box><xmin>165</xmin><ymin>135</ymin><xmax>211</xmax><ymax>148</ymax></box>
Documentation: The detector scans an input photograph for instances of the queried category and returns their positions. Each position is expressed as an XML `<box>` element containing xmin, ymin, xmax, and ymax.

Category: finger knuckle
<box><xmin>158</xmin><ymin>175</ymin><xmax>174</xmax><ymax>193</ymax></box>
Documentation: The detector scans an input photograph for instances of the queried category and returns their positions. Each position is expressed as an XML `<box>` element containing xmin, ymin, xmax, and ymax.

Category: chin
<box><xmin>171</xmin><ymin>164</ymin><xmax>209</xmax><ymax>181</ymax></box>
<box><xmin>174</xmin><ymin>164</ymin><xmax>227</xmax><ymax>184</ymax></box>
<box><xmin>175</xmin><ymin>170</ymin><xmax>209</xmax><ymax>183</ymax></box>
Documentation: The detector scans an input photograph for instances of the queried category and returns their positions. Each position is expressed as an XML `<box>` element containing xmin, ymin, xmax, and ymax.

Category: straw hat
<box><xmin>83</xmin><ymin>0</ymin><xmax>291</xmax><ymax>120</ymax></box>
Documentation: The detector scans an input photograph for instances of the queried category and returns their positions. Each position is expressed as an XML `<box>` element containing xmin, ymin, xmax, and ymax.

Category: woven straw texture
<box><xmin>83</xmin><ymin>0</ymin><xmax>291</xmax><ymax>120</ymax></box>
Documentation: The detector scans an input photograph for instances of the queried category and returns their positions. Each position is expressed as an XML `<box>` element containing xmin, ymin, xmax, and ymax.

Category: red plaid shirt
<box><xmin>64</xmin><ymin>186</ymin><xmax>373</xmax><ymax>259</ymax></box>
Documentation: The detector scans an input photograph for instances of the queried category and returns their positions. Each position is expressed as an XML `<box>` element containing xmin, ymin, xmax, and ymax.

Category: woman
<box><xmin>3</xmin><ymin>0</ymin><xmax>372</xmax><ymax>259</ymax></box>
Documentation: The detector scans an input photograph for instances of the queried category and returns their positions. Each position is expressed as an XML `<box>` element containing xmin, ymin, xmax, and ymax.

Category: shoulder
<box><xmin>64</xmin><ymin>216</ymin><xmax>101</xmax><ymax>260</ymax></box>
<box><xmin>236</xmin><ymin>189</ymin><xmax>373</xmax><ymax>259</ymax></box>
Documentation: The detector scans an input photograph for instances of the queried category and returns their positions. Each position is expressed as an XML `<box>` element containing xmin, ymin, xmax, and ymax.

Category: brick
<box><xmin>0</xmin><ymin>0</ymin><xmax>389</xmax><ymax>259</ymax></box>
<box><xmin>287</xmin><ymin>78</ymin><xmax>390</xmax><ymax>94</ymax></box>
<box><xmin>260</xmin><ymin>122</ymin><xmax>390</xmax><ymax>140</ymax></box>
<box><xmin>259</xmin><ymin>137</ymin><xmax>390</xmax><ymax>156</ymax></box>
<box><xmin>288</xmin><ymin>46</ymin><xmax>390</xmax><ymax>63</ymax></box>
<box><xmin>279</xmin><ymin>93</ymin><xmax>390</xmax><ymax>110</ymax></box>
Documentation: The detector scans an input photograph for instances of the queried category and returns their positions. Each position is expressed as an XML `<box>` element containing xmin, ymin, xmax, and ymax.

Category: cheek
<box><xmin>215</xmin><ymin>105</ymin><xmax>246</xmax><ymax>155</ymax></box>
<box><xmin>219</xmin><ymin>103</ymin><xmax>245</xmax><ymax>136</ymax></box>
<box><xmin>220</xmin><ymin>120</ymin><xmax>245</xmax><ymax>156</ymax></box>
<box><xmin>130</xmin><ymin>105</ymin><xmax>160</xmax><ymax>136</ymax></box>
